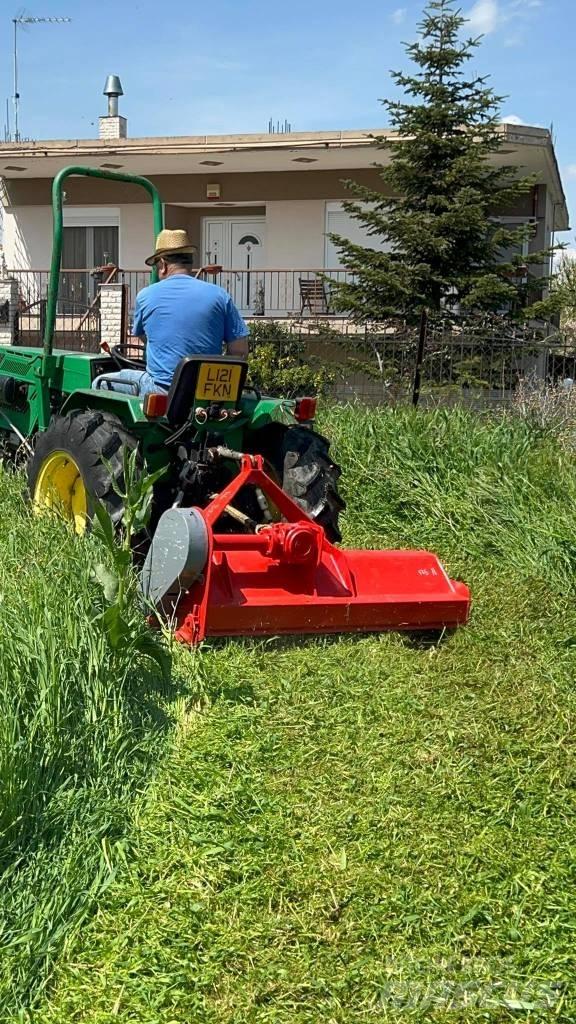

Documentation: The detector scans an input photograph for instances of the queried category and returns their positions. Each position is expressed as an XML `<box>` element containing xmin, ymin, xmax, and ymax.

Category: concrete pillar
<box><xmin>99</xmin><ymin>282</ymin><xmax>126</xmax><ymax>349</ymax></box>
<box><xmin>0</xmin><ymin>277</ymin><xmax>19</xmax><ymax>346</ymax></box>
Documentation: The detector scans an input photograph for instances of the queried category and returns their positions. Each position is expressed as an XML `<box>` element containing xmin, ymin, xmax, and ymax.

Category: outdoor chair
<box><xmin>299</xmin><ymin>277</ymin><xmax>330</xmax><ymax>316</ymax></box>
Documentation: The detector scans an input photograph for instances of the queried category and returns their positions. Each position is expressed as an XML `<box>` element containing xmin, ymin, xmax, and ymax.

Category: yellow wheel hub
<box><xmin>33</xmin><ymin>450</ymin><xmax>88</xmax><ymax>535</ymax></box>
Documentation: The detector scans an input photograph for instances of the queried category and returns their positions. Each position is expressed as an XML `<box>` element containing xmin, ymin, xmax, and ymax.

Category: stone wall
<box><xmin>99</xmin><ymin>282</ymin><xmax>125</xmax><ymax>349</ymax></box>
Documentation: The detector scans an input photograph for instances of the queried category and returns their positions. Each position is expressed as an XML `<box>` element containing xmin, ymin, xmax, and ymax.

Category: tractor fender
<box><xmin>60</xmin><ymin>388</ymin><xmax>149</xmax><ymax>427</ymax></box>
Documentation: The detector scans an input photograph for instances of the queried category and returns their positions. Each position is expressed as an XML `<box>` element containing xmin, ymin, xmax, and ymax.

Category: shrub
<box><xmin>247</xmin><ymin>320</ymin><xmax>334</xmax><ymax>398</ymax></box>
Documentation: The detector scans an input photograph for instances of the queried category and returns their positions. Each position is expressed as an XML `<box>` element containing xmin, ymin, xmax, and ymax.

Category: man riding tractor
<box><xmin>93</xmin><ymin>229</ymin><xmax>249</xmax><ymax>396</ymax></box>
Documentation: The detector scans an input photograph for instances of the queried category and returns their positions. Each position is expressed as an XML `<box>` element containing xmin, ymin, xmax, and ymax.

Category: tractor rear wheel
<box><xmin>28</xmin><ymin>410</ymin><xmax>138</xmax><ymax>535</ymax></box>
<box><xmin>246</xmin><ymin>424</ymin><xmax>346</xmax><ymax>543</ymax></box>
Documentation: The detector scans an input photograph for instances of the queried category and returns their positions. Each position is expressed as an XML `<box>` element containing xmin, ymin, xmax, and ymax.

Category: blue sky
<box><xmin>1</xmin><ymin>0</ymin><xmax>574</xmax><ymax>241</ymax></box>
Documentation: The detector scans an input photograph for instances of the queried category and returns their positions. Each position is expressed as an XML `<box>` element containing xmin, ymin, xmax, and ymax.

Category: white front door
<box><xmin>203</xmin><ymin>217</ymin><xmax>266</xmax><ymax>313</ymax></box>
<box><xmin>230</xmin><ymin>221</ymin><xmax>266</xmax><ymax>313</ymax></box>
<box><xmin>204</xmin><ymin>220</ymin><xmax>227</xmax><ymax>268</ymax></box>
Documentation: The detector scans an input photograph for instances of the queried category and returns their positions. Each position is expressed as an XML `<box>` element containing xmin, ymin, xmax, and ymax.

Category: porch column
<box><xmin>99</xmin><ymin>282</ymin><xmax>126</xmax><ymax>349</ymax></box>
<box><xmin>0</xmin><ymin>276</ymin><xmax>19</xmax><ymax>346</ymax></box>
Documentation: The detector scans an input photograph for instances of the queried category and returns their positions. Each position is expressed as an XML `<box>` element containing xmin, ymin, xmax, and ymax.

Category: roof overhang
<box><xmin>0</xmin><ymin>123</ymin><xmax>569</xmax><ymax>229</ymax></box>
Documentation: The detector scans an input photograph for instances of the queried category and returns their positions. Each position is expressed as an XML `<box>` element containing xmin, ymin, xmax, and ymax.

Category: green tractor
<box><xmin>1</xmin><ymin>166</ymin><xmax>344</xmax><ymax>542</ymax></box>
<box><xmin>0</xmin><ymin>165</ymin><xmax>470</xmax><ymax>644</ymax></box>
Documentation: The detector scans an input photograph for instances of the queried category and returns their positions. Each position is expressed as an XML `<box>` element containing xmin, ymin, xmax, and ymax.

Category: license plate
<box><xmin>195</xmin><ymin>362</ymin><xmax>243</xmax><ymax>402</ymax></box>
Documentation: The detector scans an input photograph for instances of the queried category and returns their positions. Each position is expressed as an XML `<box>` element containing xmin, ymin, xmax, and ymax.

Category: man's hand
<box><xmin>226</xmin><ymin>337</ymin><xmax>249</xmax><ymax>359</ymax></box>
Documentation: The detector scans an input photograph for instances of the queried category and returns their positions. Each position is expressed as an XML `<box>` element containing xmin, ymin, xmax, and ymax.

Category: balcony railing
<box><xmin>8</xmin><ymin>268</ymin><xmax>357</xmax><ymax>321</ymax></box>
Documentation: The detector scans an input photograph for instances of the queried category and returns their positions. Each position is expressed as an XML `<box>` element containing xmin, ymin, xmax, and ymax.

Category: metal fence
<box><xmin>7</xmin><ymin>268</ymin><xmax>574</xmax><ymax>408</ymax></box>
<box><xmin>15</xmin><ymin>297</ymin><xmax>101</xmax><ymax>352</ymax></box>
<box><xmin>252</xmin><ymin>316</ymin><xmax>574</xmax><ymax>407</ymax></box>
<box><xmin>206</xmin><ymin>268</ymin><xmax>353</xmax><ymax>317</ymax></box>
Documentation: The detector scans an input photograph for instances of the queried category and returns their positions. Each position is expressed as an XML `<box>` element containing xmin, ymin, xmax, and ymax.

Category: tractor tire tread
<box><xmin>27</xmin><ymin>411</ymin><xmax>138</xmax><ymax>526</ymax></box>
<box><xmin>280</xmin><ymin>426</ymin><xmax>346</xmax><ymax>543</ymax></box>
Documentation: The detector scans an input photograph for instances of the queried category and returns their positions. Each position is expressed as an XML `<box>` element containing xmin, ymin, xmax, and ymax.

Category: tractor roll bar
<box><xmin>39</xmin><ymin>165</ymin><xmax>164</xmax><ymax>430</ymax></box>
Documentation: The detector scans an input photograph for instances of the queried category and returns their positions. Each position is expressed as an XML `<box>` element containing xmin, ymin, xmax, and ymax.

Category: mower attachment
<box><xmin>143</xmin><ymin>454</ymin><xmax>470</xmax><ymax>645</ymax></box>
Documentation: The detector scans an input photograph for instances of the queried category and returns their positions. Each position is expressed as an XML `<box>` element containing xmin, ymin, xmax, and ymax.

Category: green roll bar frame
<box><xmin>38</xmin><ymin>165</ymin><xmax>164</xmax><ymax>430</ymax></box>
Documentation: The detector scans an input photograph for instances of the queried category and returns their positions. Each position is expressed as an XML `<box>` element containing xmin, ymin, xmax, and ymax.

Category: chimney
<box><xmin>99</xmin><ymin>74</ymin><xmax>127</xmax><ymax>140</ymax></box>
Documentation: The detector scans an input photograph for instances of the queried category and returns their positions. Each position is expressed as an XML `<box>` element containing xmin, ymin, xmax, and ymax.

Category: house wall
<box><xmin>120</xmin><ymin>204</ymin><xmax>156</xmax><ymax>267</ymax></box>
<box><xmin>1</xmin><ymin>175</ymin><xmax>555</xmax><ymax>281</ymax></box>
<box><xmin>2</xmin><ymin>203</ymin><xmax>156</xmax><ymax>269</ymax></box>
<box><xmin>265</xmin><ymin>201</ymin><xmax>325</xmax><ymax>267</ymax></box>
<box><xmin>3</xmin><ymin>206</ymin><xmax>53</xmax><ymax>269</ymax></box>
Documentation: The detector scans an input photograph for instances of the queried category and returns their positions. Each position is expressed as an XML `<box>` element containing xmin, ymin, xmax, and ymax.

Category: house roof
<box><xmin>0</xmin><ymin>123</ymin><xmax>569</xmax><ymax>230</ymax></box>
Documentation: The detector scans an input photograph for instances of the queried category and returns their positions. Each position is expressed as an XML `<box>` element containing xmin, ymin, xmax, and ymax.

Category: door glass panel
<box><xmin>231</xmin><ymin>222</ymin><xmax>266</xmax><ymax>313</ymax></box>
<box><xmin>93</xmin><ymin>226</ymin><xmax>119</xmax><ymax>267</ymax></box>
<box><xmin>61</xmin><ymin>227</ymin><xmax>88</xmax><ymax>313</ymax></box>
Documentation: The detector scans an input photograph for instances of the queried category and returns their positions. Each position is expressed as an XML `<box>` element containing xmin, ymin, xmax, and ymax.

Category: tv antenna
<box><xmin>12</xmin><ymin>13</ymin><xmax>72</xmax><ymax>142</ymax></box>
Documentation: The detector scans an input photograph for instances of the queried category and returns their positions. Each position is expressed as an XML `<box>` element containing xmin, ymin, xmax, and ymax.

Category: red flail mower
<box><xmin>142</xmin><ymin>454</ymin><xmax>470</xmax><ymax>645</ymax></box>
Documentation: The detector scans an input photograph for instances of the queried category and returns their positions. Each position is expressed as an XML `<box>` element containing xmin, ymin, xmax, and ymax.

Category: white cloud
<box><xmin>503</xmin><ymin>33</ymin><xmax>524</xmax><ymax>47</ymax></box>
<box><xmin>466</xmin><ymin>0</ymin><xmax>543</xmax><ymax>44</ymax></box>
<box><xmin>467</xmin><ymin>0</ymin><xmax>499</xmax><ymax>34</ymax></box>
<box><xmin>565</xmin><ymin>165</ymin><xmax>576</xmax><ymax>179</ymax></box>
<box><xmin>501</xmin><ymin>113</ymin><xmax>525</xmax><ymax>125</ymax></box>
<box><xmin>391</xmin><ymin>7</ymin><xmax>406</xmax><ymax>25</ymax></box>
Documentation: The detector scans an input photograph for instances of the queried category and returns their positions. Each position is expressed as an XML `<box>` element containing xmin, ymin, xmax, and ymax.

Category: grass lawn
<box><xmin>3</xmin><ymin>405</ymin><xmax>576</xmax><ymax>1022</ymax></box>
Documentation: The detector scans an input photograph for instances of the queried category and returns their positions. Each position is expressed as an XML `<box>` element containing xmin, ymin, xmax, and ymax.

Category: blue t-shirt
<box><xmin>132</xmin><ymin>275</ymin><xmax>249</xmax><ymax>389</ymax></box>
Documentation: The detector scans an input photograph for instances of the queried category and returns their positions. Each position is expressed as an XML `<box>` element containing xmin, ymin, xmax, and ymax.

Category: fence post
<box><xmin>99</xmin><ymin>282</ymin><xmax>126</xmax><ymax>350</ymax></box>
<box><xmin>412</xmin><ymin>308</ymin><xmax>428</xmax><ymax>408</ymax></box>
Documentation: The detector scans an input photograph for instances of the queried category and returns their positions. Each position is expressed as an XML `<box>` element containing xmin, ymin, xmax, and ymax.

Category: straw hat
<box><xmin>145</xmin><ymin>228</ymin><xmax>195</xmax><ymax>266</ymax></box>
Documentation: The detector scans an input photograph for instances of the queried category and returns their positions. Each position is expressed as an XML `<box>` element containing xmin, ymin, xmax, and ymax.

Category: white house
<box><xmin>0</xmin><ymin>84</ymin><xmax>569</xmax><ymax>317</ymax></box>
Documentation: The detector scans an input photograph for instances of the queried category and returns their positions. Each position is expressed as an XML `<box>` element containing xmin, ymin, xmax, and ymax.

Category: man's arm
<box><xmin>132</xmin><ymin>293</ymin><xmax>144</xmax><ymax>339</ymax></box>
<box><xmin>130</xmin><ymin>294</ymin><xmax>147</xmax><ymax>357</ymax></box>
<box><xmin>226</xmin><ymin>336</ymin><xmax>249</xmax><ymax>358</ymax></box>
<box><xmin>223</xmin><ymin>296</ymin><xmax>250</xmax><ymax>359</ymax></box>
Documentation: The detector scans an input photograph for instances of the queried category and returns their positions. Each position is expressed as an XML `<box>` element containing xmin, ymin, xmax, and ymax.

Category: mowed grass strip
<box><xmin>34</xmin><ymin>407</ymin><xmax>576</xmax><ymax>1023</ymax></box>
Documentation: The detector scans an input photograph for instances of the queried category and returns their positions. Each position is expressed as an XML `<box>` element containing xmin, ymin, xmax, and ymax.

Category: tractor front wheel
<box><xmin>28</xmin><ymin>411</ymin><xmax>138</xmax><ymax>535</ymax></box>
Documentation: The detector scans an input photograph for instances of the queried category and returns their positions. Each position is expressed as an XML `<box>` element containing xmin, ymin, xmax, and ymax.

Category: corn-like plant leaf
<box><xmin>131</xmin><ymin>630</ymin><xmax>172</xmax><ymax>683</ymax></box>
<box><xmin>111</xmin><ymin>547</ymin><xmax>132</xmax><ymax>572</ymax></box>
<box><xmin>101</xmin><ymin>605</ymin><xmax>131</xmax><ymax>649</ymax></box>
<box><xmin>93</xmin><ymin>500</ymin><xmax>115</xmax><ymax>551</ymax></box>
<box><xmin>92</xmin><ymin>563</ymin><xmax>119</xmax><ymax>603</ymax></box>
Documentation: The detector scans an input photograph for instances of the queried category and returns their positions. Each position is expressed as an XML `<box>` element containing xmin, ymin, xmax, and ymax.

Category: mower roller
<box><xmin>0</xmin><ymin>165</ymin><xmax>470</xmax><ymax>642</ymax></box>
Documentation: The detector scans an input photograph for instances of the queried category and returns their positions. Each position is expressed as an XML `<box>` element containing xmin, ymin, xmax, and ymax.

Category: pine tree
<box><xmin>330</xmin><ymin>0</ymin><xmax>552</xmax><ymax>321</ymax></box>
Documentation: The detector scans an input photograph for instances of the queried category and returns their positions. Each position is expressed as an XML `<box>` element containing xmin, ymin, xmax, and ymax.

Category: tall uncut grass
<box><xmin>0</xmin><ymin>472</ymin><xmax>176</xmax><ymax>1019</ymax></box>
<box><xmin>325</xmin><ymin>403</ymin><xmax>576</xmax><ymax>594</ymax></box>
